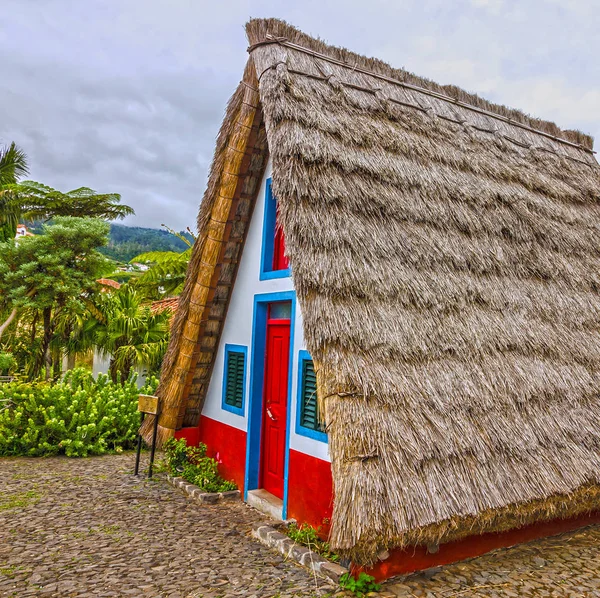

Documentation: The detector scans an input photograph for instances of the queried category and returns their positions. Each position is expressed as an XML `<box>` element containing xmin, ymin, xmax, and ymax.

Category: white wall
<box><xmin>202</xmin><ymin>159</ymin><xmax>330</xmax><ymax>462</ymax></box>
<box><xmin>91</xmin><ymin>350</ymin><xmax>148</xmax><ymax>388</ymax></box>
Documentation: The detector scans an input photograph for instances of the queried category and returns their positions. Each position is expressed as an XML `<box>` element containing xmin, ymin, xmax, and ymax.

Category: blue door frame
<box><xmin>244</xmin><ymin>290</ymin><xmax>296</xmax><ymax>519</ymax></box>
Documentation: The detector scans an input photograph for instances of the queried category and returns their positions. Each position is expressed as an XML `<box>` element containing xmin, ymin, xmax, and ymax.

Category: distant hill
<box><xmin>21</xmin><ymin>221</ymin><xmax>193</xmax><ymax>263</ymax></box>
<box><xmin>100</xmin><ymin>224</ymin><xmax>193</xmax><ymax>262</ymax></box>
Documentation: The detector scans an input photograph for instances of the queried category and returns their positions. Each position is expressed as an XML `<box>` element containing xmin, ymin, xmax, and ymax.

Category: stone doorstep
<box><xmin>251</xmin><ymin>522</ymin><xmax>349</xmax><ymax>585</ymax></box>
<box><xmin>166</xmin><ymin>475</ymin><xmax>241</xmax><ymax>504</ymax></box>
<box><xmin>247</xmin><ymin>488</ymin><xmax>284</xmax><ymax>520</ymax></box>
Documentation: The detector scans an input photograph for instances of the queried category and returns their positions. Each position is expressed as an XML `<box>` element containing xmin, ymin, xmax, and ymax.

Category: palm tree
<box><xmin>0</xmin><ymin>142</ymin><xmax>29</xmax><ymax>242</ymax></box>
<box><xmin>84</xmin><ymin>285</ymin><xmax>171</xmax><ymax>382</ymax></box>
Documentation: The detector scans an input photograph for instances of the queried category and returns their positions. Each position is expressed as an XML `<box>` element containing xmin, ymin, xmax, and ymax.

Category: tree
<box><xmin>0</xmin><ymin>141</ymin><xmax>134</xmax><ymax>242</ymax></box>
<box><xmin>0</xmin><ymin>142</ymin><xmax>29</xmax><ymax>242</ymax></box>
<box><xmin>14</xmin><ymin>181</ymin><xmax>134</xmax><ymax>222</ymax></box>
<box><xmin>83</xmin><ymin>285</ymin><xmax>171</xmax><ymax>383</ymax></box>
<box><xmin>0</xmin><ymin>217</ymin><xmax>111</xmax><ymax>378</ymax></box>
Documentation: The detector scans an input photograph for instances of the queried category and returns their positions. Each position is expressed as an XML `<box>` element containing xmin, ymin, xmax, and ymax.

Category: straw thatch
<box><xmin>156</xmin><ymin>18</ymin><xmax>600</xmax><ymax>564</ymax></box>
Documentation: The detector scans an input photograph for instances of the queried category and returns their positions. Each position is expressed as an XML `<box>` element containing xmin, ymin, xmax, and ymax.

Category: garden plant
<box><xmin>0</xmin><ymin>368</ymin><xmax>157</xmax><ymax>457</ymax></box>
<box><xmin>162</xmin><ymin>437</ymin><xmax>237</xmax><ymax>493</ymax></box>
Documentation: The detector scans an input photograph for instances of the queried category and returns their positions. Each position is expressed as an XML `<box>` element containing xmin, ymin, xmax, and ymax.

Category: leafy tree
<box><xmin>0</xmin><ymin>217</ymin><xmax>111</xmax><ymax>378</ymax></box>
<box><xmin>14</xmin><ymin>181</ymin><xmax>134</xmax><ymax>222</ymax></box>
<box><xmin>0</xmin><ymin>142</ymin><xmax>133</xmax><ymax>242</ymax></box>
<box><xmin>0</xmin><ymin>352</ymin><xmax>17</xmax><ymax>376</ymax></box>
<box><xmin>83</xmin><ymin>285</ymin><xmax>171</xmax><ymax>382</ymax></box>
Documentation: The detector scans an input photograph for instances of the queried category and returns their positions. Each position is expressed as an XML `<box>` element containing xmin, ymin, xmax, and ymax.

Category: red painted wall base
<box><xmin>174</xmin><ymin>426</ymin><xmax>200</xmax><ymax>447</ymax></box>
<box><xmin>355</xmin><ymin>511</ymin><xmax>600</xmax><ymax>582</ymax></box>
<box><xmin>178</xmin><ymin>421</ymin><xmax>600</xmax><ymax>585</ymax></box>
<box><xmin>287</xmin><ymin>449</ymin><xmax>333</xmax><ymax>538</ymax></box>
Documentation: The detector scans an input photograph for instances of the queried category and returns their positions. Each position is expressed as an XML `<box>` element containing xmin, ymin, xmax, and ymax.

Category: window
<box><xmin>296</xmin><ymin>350</ymin><xmax>327</xmax><ymax>442</ymax></box>
<box><xmin>269</xmin><ymin>301</ymin><xmax>292</xmax><ymax>320</ymax></box>
<box><xmin>222</xmin><ymin>344</ymin><xmax>247</xmax><ymax>415</ymax></box>
<box><xmin>260</xmin><ymin>178</ymin><xmax>290</xmax><ymax>280</ymax></box>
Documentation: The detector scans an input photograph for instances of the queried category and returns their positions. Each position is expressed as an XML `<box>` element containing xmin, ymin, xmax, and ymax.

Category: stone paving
<box><xmin>382</xmin><ymin>524</ymin><xmax>600</xmax><ymax>597</ymax></box>
<box><xmin>0</xmin><ymin>454</ymin><xmax>334</xmax><ymax>597</ymax></box>
<box><xmin>1</xmin><ymin>453</ymin><xmax>600</xmax><ymax>598</ymax></box>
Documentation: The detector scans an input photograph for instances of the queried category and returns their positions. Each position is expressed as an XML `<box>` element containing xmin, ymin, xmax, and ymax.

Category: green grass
<box><xmin>285</xmin><ymin>522</ymin><xmax>339</xmax><ymax>562</ymax></box>
<box><xmin>0</xmin><ymin>565</ymin><xmax>21</xmax><ymax>577</ymax></box>
<box><xmin>0</xmin><ymin>490</ymin><xmax>41</xmax><ymax>511</ymax></box>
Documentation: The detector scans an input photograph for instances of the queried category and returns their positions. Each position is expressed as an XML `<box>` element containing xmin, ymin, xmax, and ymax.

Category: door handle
<box><xmin>266</xmin><ymin>407</ymin><xmax>277</xmax><ymax>422</ymax></box>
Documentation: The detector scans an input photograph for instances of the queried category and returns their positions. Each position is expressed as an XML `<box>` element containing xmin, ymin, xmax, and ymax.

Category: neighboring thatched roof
<box><xmin>157</xmin><ymin>18</ymin><xmax>600</xmax><ymax>564</ymax></box>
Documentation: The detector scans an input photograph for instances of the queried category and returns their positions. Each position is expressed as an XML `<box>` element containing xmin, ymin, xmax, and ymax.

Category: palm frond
<box><xmin>159</xmin><ymin>223</ymin><xmax>195</xmax><ymax>247</ymax></box>
<box><xmin>0</xmin><ymin>142</ymin><xmax>28</xmax><ymax>187</ymax></box>
<box><xmin>82</xmin><ymin>285</ymin><xmax>171</xmax><ymax>377</ymax></box>
<box><xmin>131</xmin><ymin>250</ymin><xmax>189</xmax><ymax>265</ymax></box>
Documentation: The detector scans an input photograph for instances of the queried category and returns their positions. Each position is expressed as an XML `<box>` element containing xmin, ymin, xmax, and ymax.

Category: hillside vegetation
<box><xmin>24</xmin><ymin>221</ymin><xmax>193</xmax><ymax>262</ymax></box>
<box><xmin>99</xmin><ymin>224</ymin><xmax>193</xmax><ymax>262</ymax></box>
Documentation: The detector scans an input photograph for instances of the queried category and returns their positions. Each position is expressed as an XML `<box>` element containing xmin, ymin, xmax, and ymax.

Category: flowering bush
<box><xmin>0</xmin><ymin>368</ymin><xmax>157</xmax><ymax>457</ymax></box>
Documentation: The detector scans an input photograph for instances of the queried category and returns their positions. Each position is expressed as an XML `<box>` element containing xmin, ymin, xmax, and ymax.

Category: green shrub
<box><xmin>0</xmin><ymin>368</ymin><xmax>157</xmax><ymax>457</ymax></box>
<box><xmin>163</xmin><ymin>438</ymin><xmax>237</xmax><ymax>493</ymax></box>
<box><xmin>286</xmin><ymin>522</ymin><xmax>339</xmax><ymax>562</ymax></box>
<box><xmin>339</xmin><ymin>572</ymin><xmax>381</xmax><ymax>597</ymax></box>
<box><xmin>0</xmin><ymin>352</ymin><xmax>16</xmax><ymax>375</ymax></box>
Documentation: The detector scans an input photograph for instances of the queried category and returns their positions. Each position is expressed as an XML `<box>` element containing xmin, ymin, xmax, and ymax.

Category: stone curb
<box><xmin>251</xmin><ymin>522</ymin><xmax>349</xmax><ymax>584</ymax></box>
<box><xmin>166</xmin><ymin>474</ymin><xmax>241</xmax><ymax>504</ymax></box>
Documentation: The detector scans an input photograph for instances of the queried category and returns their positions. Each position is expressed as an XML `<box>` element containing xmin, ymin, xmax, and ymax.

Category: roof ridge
<box><xmin>246</xmin><ymin>18</ymin><xmax>594</xmax><ymax>152</ymax></box>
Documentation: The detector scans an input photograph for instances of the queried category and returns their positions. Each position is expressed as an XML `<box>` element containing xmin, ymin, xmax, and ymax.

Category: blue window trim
<box><xmin>221</xmin><ymin>344</ymin><xmax>248</xmax><ymax>416</ymax></box>
<box><xmin>295</xmin><ymin>350</ymin><xmax>328</xmax><ymax>443</ymax></box>
<box><xmin>244</xmin><ymin>290</ymin><xmax>296</xmax><ymax>520</ymax></box>
<box><xmin>259</xmin><ymin>178</ymin><xmax>291</xmax><ymax>281</ymax></box>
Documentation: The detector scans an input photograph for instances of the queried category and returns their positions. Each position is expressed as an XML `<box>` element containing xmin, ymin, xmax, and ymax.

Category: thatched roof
<box><xmin>156</xmin><ymin>18</ymin><xmax>600</xmax><ymax>564</ymax></box>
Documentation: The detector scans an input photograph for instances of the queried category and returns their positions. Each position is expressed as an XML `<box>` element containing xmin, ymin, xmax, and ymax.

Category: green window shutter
<box><xmin>300</xmin><ymin>359</ymin><xmax>323</xmax><ymax>432</ymax></box>
<box><xmin>225</xmin><ymin>351</ymin><xmax>245</xmax><ymax>409</ymax></box>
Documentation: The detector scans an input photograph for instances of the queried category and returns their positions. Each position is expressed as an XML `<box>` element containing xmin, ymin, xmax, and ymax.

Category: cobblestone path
<box><xmin>1</xmin><ymin>454</ymin><xmax>600</xmax><ymax>598</ymax></box>
<box><xmin>382</xmin><ymin>524</ymin><xmax>600</xmax><ymax>597</ymax></box>
<box><xmin>0</xmin><ymin>454</ymin><xmax>333</xmax><ymax>598</ymax></box>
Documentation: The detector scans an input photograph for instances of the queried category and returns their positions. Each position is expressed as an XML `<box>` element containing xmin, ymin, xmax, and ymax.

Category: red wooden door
<box><xmin>260</xmin><ymin>319</ymin><xmax>290</xmax><ymax>499</ymax></box>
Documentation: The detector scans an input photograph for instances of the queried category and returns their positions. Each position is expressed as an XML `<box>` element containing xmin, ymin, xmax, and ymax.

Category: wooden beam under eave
<box><xmin>179</xmin><ymin>116</ymin><xmax>269</xmax><ymax>428</ymax></box>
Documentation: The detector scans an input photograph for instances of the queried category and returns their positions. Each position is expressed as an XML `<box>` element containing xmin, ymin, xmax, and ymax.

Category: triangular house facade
<box><xmin>153</xmin><ymin>18</ymin><xmax>600</xmax><ymax>578</ymax></box>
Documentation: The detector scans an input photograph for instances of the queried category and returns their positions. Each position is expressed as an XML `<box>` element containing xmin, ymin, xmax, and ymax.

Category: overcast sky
<box><xmin>1</xmin><ymin>0</ymin><xmax>598</xmax><ymax>230</ymax></box>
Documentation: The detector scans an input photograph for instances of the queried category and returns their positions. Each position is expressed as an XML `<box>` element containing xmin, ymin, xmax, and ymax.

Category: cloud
<box><xmin>470</xmin><ymin>0</ymin><xmax>505</xmax><ymax>14</ymax></box>
<box><xmin>0</xmin><ymin>0</ymin><xmax>597</xmax><ymax>230</ymax></box>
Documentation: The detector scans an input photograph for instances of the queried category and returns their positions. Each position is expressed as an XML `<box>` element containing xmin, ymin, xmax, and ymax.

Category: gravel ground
<box><xmin>1</xmin><ymin>453</ymin><xmax>600</xmax><ymax>598</ymax></box>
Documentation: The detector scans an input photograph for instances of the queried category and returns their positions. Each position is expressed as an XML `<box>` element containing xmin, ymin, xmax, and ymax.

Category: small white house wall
<box><xmin>91</xmin><ymin>350</ymin><xmax>148</xmax><ymax>388</ymax></box>
<box><xmin>201</xmin><ymin>159</ymin><xmax>330</xmax><ymax>463</ymax></box>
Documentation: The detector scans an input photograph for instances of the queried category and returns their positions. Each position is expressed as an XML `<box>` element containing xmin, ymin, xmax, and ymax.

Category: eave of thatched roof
<box><xmin>145</xmin><ymin>62</ymin><xmax>269</xmax><ymax>442</ymax></box>
<box><xmin>157</xmin><ymin>17</ymin><xmax>600</xmax><ymax>565</ymax></box>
